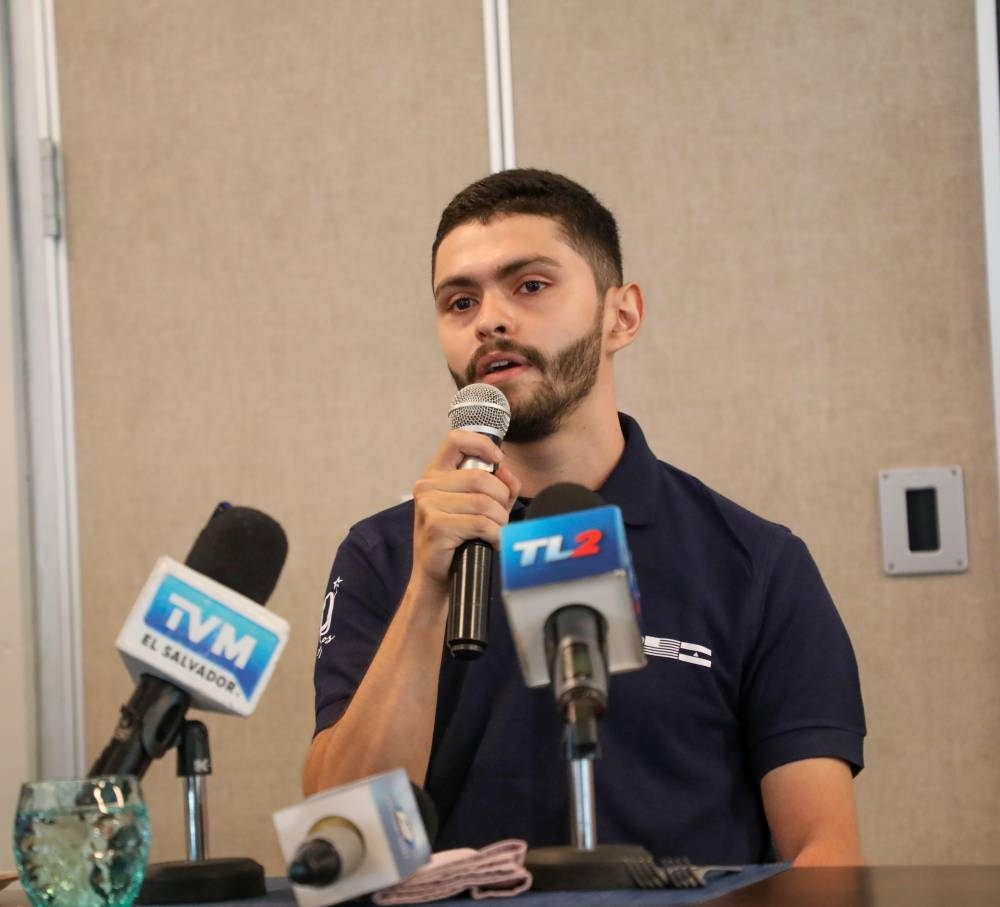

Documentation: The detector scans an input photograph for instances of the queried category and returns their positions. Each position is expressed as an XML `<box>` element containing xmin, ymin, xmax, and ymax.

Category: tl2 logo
<box><xmin>512</xmin><ymin>530</ymin><xmax>603</xmax><ymax>567</ymax></box>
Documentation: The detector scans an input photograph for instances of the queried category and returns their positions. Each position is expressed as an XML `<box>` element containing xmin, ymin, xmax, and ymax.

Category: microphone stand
<box><xmin>179</xmin><ymin>720</ymin><xmax>209</xmax><ymax>861</ymax></box>
<box><xmin>525</xmin><ymin>607</ymin><xmax>657</xmax><ymax>891</ymax></box>
<box><xmin>137</xmin><ymin>721</ymin><xmax>267</xmax><ymax>904</ymax></box>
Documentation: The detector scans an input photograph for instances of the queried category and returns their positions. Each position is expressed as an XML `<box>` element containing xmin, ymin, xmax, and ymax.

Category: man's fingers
<box><xmin>414</xmin><ymin>488</ymin><xmax>510</xmax><ymax>528</ymax></box>
<box><xmin>414</xmin><ymin>465</ymin><xmax>513</xmax><ymax>511</ymax></box>
<box><xmin>427</xmin><ymin>429</ymin><xmax>505</xmax><ymax>472</ymax></box>
<box><xmin>411</xmin><ymin>431</ymin><xmax>519</xmax><ymax>586</ymax></box>
<box><xmin>495</xmin><ymin>462</ymin><xmax>522</xmax><ymax>509</ymax></box>
<box><xmin>418</xmin><ymin>510</ymin><xmax>503</xmax><ymax>550</ymax></box>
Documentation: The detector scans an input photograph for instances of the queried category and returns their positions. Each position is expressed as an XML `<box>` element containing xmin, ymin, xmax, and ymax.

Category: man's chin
<box><xmin>505</xmin><ymin>417</ymin><xmax>559</xmax><ymax>444</ymax></box>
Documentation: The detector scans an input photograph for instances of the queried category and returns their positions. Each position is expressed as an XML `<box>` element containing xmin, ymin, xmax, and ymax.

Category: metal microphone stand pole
<box><xmin>179</xmin><ymin>720</ymin><xmax>209</xmax><ymax>861</ymax></box>
<box><xmin>566</xmin><ymin>701</ymin><xmax>598</xmax><ymax>850</ymax></box>
<box><xmin>138</xmin><ymin>721</ymin><xmax>267</xmax><ymax>904</ymax></box>
<box><xmin>526</xmin><ymin>607</ymin><xmax>656</xmax><ymax>890</ymax></box>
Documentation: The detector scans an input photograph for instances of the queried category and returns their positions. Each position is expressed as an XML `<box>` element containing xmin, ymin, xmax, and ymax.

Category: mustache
<box><xmin>465</xmin><ymin>339</ymin><xmax>547</xmax><ymax>385</ymax></box>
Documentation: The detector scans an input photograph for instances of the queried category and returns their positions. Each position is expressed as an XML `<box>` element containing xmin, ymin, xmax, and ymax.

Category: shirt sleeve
<box><xmin>741</xmin><ymin>529</ymin><xmax>867</xmax><ymax>781</ymax></box>
<box><xmin>312</xmin><ymin>525</ymin><xmax>400</xmax><ymax>735</ymax></box>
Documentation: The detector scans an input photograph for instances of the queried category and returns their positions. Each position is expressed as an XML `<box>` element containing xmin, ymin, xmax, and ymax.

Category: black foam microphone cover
<box><xmin>184</xmin><ymin>502</ymin><xmax>288</xmax><ymax>604</ymax></box>
<box><xmin>289</xmin><ymin>841</ymin><xmax>343</xmax><ymax>886</ymax></box>
<box><xmin>525</xmin><ymin>482</ymin><xmax>605</xmax><ymax>519</ymax></box>
<box><xmin>411</xmin><ymin>782</ymin><xmax>439</xmax><ymax>846</ymax></box>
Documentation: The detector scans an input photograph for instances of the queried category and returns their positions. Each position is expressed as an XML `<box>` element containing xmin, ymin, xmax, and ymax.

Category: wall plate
<box><xmin>878</xmin><ymin>467</ymin><xmax>968</xmax><ymax>576</ymax></box>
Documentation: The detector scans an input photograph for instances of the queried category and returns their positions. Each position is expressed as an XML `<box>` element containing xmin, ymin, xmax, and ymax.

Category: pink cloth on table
<box><xmin>372</xmin><ymin>839</ymin><xmax>532</xmax><ymax>904</ymax></box>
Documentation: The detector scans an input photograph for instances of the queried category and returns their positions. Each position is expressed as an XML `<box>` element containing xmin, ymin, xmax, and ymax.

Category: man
<box><xmin>304</xmin><ymin>169</ymin><xmax>866</xmax><ymax>866</ymax></box>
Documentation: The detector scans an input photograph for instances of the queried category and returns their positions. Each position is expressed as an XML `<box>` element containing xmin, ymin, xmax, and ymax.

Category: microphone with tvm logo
<box><xmin>88</xmin><ymin>503</ymin><xmax>289</xmax><ymax>780</ymax></box>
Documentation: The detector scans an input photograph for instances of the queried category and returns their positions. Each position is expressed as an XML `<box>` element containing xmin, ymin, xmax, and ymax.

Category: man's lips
<box><xmin>473</xmin><ymin>351</ymin><xmax>531</xmax><ymax>382</ymax></box>
<box><xmin>479</xmin><ymin>363</ymin><xmax>530</xmax><ymax>385</ymax></box>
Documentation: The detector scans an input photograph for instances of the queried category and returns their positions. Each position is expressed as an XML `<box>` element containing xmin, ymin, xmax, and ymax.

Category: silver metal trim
<box><xmin>569</xmin><ymin>757</ymin><xmax>596</xmax><ymax>850</ymax></box>
<box><xmin>481</xmin><ymin>0</ymin><xmax>516</xmax><ymax>172</ymax></box>
<box><xmin>8</xmin><ymin>0</ymin><xmax>85</xmax><ymax>778</ymax></box>
<box><xmin>184</xmin><ymin>775</ymin><xmax>209</xmax><ymax>861</ymax></box>
<box><xmin>38</xmin><ymin>136</ymin><xmax>60</xmax><ymax>238</ymax></box>
<box><xmin>977</xmin><ymin>1</ymin><xmax>1000</xmax><ymax>521</ymax></box>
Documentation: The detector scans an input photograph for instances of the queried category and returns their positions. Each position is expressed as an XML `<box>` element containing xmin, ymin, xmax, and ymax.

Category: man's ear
<box><xmin>605</xmin><ymin>282</ymin><xmax>644</xmax><ymax>353</ymax></box>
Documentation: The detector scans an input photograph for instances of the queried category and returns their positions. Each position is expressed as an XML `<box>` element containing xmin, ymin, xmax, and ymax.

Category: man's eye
<box><xmin>450</xmin><ymin>296</ymin><xmax>475</xmax><ymax>312</ymax></box>
<box><xmin>521</xmin><ymin>280</ymin><xmax>546</xmax><ymax>294</ymax></box>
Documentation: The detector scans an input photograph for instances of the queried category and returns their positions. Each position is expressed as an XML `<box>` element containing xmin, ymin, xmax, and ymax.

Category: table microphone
<box><xmin>274</xmin><ymin>769</ymin><xmax>436</xmax><ymax>907</ymax></box>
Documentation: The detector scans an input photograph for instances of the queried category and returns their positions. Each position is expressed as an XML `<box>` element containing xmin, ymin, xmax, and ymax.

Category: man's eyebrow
<box><xmin>433</xmin><ymin>256</ymin><xmax>562</xmax><ymax>298</ymax></box>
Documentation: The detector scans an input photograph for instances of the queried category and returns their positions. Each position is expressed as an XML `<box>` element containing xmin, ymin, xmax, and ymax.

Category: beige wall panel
<box><xmin>511</xmin><ymin>1</ymin><xmax>998</xmax><ymax>863</ymax></box>
<box><xmin>55</xmin><ymin>0</ymin><xmax>487</xmax><ymax>872</ymax></box>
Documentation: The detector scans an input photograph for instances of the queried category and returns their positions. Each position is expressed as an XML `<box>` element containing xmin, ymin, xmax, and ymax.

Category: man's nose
<box><xmin>474</xmin><ymin>290</ymin><xmax>515</xmax><ymax>339</ymax></box>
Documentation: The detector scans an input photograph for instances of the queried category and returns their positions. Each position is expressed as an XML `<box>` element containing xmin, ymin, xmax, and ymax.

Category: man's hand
<box><xmin>303</xmin><ymin>429</ymin><xmax>520</xmax><ymax>796</ymax></box>
<box><xmin>411</xmin><ymin>429</ymin><xmax>521</xmax><ymax>592</ymax></box>
<box><xmin>761</xmin><ymin>757</ymin><xmax>863</xmax><ymax>865</ymax></box>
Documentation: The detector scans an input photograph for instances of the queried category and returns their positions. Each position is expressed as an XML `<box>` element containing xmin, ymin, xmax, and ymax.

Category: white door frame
<box><xmin>6</xmin><ymin>0</ymin><xmax>84</xmax><ymax>779</ymax></box>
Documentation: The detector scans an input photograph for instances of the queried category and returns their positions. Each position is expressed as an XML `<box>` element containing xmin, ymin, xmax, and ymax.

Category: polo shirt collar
<box><xmin>595</xmin><ymin>413</ymin><xmax>659</xmax><ymax>526</ymax></box>
<box><xmin>511</xmin><ymin>413</ymin><xmax>659</xmax><ymax>527</ymax></box>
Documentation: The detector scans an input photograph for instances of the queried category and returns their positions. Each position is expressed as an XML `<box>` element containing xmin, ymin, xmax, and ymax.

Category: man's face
<box><xmin>432</xmin><ymin>214</ymin><xmax>607</xmax><ymax>442</ymax></box>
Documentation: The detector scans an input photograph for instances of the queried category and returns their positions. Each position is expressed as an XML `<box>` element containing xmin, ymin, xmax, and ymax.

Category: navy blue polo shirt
<box><xmin>313</xmin><ymin>414</ymin><xmax>865</xmax><ymax>863</ymax></box>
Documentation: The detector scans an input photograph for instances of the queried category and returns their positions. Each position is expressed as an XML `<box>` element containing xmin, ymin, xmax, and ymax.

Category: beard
<box><xmin>449</xmin><ymin>307</ymin><xmax>603</xmax><ymax>443</ymax></box>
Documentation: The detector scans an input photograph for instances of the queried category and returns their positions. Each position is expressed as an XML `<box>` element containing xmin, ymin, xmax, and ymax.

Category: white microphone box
<box><xmin>500</xmin><ymin>505</ymin><xmax>646</xmax><ymax>687</ymax></box>
<box><xmin>116</xmin><ymin>556</ymin><xmax>290</xmax><ymax>716</ymax></box>
<box><xmin>273</xmin><ymin>768</ymin><xmax>432</xmax><ymax>907</ymax></box>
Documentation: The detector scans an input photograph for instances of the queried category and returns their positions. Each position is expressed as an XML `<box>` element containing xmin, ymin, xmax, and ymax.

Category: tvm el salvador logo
<box><xmin>144</xmin><ymin>574</ymin><xmax>279</xmax><ymax>700</ymax></box>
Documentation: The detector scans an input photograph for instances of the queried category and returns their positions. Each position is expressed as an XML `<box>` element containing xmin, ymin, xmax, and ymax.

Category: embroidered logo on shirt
<box><xmin>316</xmin><ymin>576</ymin><xmax>341</xmax><ymax>660</ymax></box>
<box><xmin>643</xmin><ymin>635</ymin><xmax>712</xmax><ymax>669</ymax></box>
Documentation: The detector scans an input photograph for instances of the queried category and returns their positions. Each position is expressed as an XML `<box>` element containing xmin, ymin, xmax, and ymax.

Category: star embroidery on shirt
<box><xmin>316</xmin><ymin>577</ymin><xmax>343</xmax><ymax>659</ymax></box>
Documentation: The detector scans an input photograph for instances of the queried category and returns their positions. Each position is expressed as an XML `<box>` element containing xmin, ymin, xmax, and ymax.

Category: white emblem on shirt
<box><xmin>643</xmin><ymin>635</ymin><xmax>712</xmax><ymax>669</ymax></box>
<box><xmin>316</xmin><ymin>577</ymin><xmax>342</xmax><ymax>659</ymax></box>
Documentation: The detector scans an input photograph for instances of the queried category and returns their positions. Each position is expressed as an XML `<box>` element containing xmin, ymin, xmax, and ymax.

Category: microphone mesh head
<box><xmin>448</xmin><ymin>383</ymin><xmax>511</xmax><ymax>440</ymax></box>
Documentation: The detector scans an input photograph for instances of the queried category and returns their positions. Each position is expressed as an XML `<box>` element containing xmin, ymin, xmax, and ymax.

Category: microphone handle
<box><xmin>544</xmin><ymin>605</ymin><xmax>609</xmax><ymax>759</ymax></box>
<box><xmin>445</xmin><ymin>446</ymin><xmax>500</xmax><ymax>660</ymax></box>
<box><xmin>89</xmin><ymin>674</ymin><xmax>191</xmax><ymax>778</ymax></box>
<box><xmin>446</xmin><ymin>538</ymin><xmax>493</xmax><ymax>659</ymax></box>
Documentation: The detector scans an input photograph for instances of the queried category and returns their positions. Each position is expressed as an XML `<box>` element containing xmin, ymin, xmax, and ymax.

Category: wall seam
<box><xmin>977</xmin><ymin>1</ymin><xmax>1000</xmax><ymax>520</ymax></box>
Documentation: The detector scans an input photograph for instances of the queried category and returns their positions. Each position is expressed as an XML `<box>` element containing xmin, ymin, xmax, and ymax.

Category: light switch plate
<box><xmin>878</xmin><ymin>466</ymin><xmax>968</xmax><ymax>576</ymax></box>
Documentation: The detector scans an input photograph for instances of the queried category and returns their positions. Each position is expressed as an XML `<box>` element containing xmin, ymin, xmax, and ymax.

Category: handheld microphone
<box><xmin>273</xmin><ymin>769</ymin><xmax>435</xmax><ymax>907</ymax></box>
<box><xmin>88</xmin><ymin>503</ymin><xmax>289</xmax><ymax>779</ymax></box>
<box><xmin>445</xmin><ymin>383</ymin><xmax>511</xmax><ymax>659</ymax></box>
<box><xmin>499</xmin><ymin>483</ymin><xmax>645</xmax><ymax>691</ymax></box>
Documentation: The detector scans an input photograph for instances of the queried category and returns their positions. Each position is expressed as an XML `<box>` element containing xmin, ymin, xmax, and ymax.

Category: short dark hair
<box><xmin>432</xmin><ymin>169</ymin><xmax>623</xmax><ymax>294</ymax></box>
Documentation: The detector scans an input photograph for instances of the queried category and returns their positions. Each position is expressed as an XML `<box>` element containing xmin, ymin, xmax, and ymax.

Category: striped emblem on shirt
<box><xmin>643</xmin><ymin>635</ymin><xmax>712</xmax><ymax>669</ymax></box>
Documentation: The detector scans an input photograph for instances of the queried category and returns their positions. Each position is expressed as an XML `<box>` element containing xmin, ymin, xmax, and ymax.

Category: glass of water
<box><xmin>13</xmin><ymin>776</ymin><xmax>151</xmax><ymax>907</ymax></box>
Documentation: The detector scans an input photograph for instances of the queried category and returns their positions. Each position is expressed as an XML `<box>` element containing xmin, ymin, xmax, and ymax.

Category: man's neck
<box><xmin>503</xmin><ymin>401</ymin><xmax>625</xmax><ymax>499</ymax></box>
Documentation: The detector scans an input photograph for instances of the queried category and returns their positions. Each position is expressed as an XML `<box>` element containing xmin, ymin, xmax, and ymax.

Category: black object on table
<box><xmin>137</xmin><ymin>721</ymin><xmax>266</xmax><ymax>903</ymax></box>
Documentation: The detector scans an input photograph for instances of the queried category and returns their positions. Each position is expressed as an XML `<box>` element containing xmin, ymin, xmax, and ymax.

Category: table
<box><xmin>703</xmin><ymin>865</ymin><xmax>1000</xmax><ymax>907</ymax></box>
<box><xmin>2</xmin><ymin>866</ymin><xmax>999</xmax><ymax>906</ymax></box>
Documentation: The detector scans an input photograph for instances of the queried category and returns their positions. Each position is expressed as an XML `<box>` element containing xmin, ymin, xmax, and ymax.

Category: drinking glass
<box><xmin>12</xmin><ymin>776</ymin><xmax>151</xmax><ymax>907</ymax></box>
